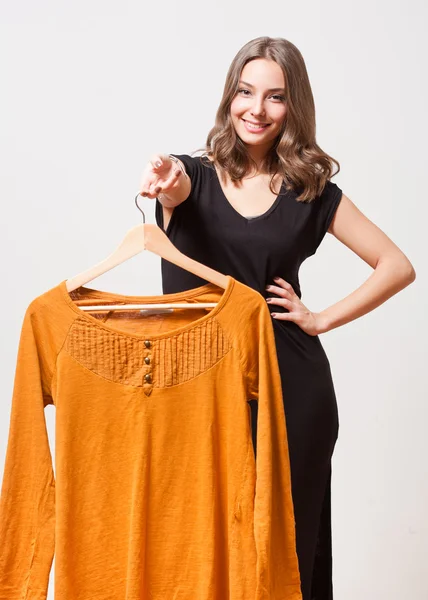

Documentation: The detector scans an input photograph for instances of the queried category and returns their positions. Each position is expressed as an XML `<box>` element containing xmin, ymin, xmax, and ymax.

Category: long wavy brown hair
<box><xmin>193</xmin><ymin>36</ymin><xmax>340</xmax><ymax>203</ymax></box>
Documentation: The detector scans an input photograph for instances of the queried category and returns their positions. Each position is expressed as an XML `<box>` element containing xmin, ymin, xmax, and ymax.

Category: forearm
<box><xmin>317</xmin><ymin>254</ymin><xmax>416</xmax><ymax>334</ymax></box>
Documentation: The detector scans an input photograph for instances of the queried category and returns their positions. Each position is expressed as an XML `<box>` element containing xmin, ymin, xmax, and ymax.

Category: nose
<box><xmin>250</xmin><ymin>96</ymin><xmax>266</xmax><ymax>117</ymax></box>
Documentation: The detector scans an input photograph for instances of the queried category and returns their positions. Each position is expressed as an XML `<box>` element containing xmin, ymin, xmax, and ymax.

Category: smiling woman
<box><xmin>139</xmin><ymin>35</ymin><xmax>416</xmax><ymax>600</ymax></box>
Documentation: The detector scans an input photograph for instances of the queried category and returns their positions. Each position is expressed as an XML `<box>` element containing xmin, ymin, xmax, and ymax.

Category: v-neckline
<box><xmin>203</xmin><ymin>156</ymin><xmax>285</xmax><ymax>224</ymax></box>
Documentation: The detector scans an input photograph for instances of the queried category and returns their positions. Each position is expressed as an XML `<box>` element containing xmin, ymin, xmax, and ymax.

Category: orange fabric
<box><xmin>0</xmin><ymin>277</ymin><xmax>302</xmax><ymax>599</ymax></box>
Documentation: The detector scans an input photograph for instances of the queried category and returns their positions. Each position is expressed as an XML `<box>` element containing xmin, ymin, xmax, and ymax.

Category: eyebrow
<box><xmin>239</xmin><ymin>80</ymin><xmax>286</xmax><ymax>93</ymax></box>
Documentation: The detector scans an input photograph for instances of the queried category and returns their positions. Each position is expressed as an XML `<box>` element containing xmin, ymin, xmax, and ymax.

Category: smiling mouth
<box><xmin>242</xmin><ymin>119</ymin><xmax>271</xmax><ymax>127</ymax></box>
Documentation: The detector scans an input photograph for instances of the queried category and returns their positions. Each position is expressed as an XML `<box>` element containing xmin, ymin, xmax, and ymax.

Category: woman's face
<box><xmin>230</xmin><ymin>58</ymin><xmax>287</xmax><ymax>151</ymax></box>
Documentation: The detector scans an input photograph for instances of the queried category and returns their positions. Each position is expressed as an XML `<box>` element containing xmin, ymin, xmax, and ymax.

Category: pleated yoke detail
<box><xmin>64</xmin><ymin>316</ymin><xmax>231</xmax><ymax>395</ymax></box>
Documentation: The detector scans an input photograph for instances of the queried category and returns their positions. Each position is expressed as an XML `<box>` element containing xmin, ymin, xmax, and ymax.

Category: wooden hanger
<box><xmin>65</xmin><ymin>193</ymin><xmax>229</xmax><ymax>312</ymax></box>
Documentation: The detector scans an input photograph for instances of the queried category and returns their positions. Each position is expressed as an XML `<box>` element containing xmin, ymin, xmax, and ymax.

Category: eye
<box><xmin>237</xmin><ymin>88</ymin><xmax>285</xmax><ymax>102</ymax></box>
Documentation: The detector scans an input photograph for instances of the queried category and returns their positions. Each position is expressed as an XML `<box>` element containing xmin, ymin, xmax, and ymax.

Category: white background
<box><xmin>0</xmin><ymin>1</ymin><xmax>427</xmax><ymax>598</ymax></box>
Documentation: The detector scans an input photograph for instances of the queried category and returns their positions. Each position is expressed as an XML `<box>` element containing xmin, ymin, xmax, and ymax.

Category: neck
<box><xmin>245</xmin><ymin>142</ymin><xmax>274</xmax><ymax>175</ymax></box>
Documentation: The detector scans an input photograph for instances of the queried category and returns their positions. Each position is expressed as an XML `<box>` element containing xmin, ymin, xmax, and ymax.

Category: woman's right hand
<box><xmin>139</xmin><ymin>153</ymin><xmax>184</xmax><ymax>199</ymax></box>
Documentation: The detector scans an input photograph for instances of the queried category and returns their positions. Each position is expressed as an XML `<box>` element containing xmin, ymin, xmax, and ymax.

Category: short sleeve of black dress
<box><xmin>309</xmin><ymin>180</ymin><xmax>343</xmax><ymax>256</ymax></box>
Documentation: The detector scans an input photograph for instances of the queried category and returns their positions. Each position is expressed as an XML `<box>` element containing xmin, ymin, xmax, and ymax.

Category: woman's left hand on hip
<box><xmin>266</xmin><ymin>276</ymin><xmax>326</xmax><ymax>336</ymax></box>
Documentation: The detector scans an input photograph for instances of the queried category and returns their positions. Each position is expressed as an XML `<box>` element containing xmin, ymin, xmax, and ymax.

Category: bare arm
<box><xmin>266</xmin><ymin>193</ymin><xmax>416</xmax><ymax>335</ymax></box>
<box><xmin>317</xmin><ymin>193</ymin><xmax>416</xmax><ymax>332</ymax></box>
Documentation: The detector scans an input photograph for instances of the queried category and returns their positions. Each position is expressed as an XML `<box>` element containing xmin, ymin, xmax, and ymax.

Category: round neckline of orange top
<box><xmin>59</xmin><ymin>276</ymin><xmax>235</xmax><ymax>342</ymax></box>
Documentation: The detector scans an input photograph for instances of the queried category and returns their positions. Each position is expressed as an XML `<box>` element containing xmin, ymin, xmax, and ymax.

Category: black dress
<box><xmin>155</xmin><ymin>154</ymin><xmax>343</xmax><ymax>600</ymax></box>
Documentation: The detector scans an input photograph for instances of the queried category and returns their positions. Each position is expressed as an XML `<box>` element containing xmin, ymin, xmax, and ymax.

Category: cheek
<box><xmin>230</xmin><ymin>97</ymin><xmax>247</xmax><ymax>117</ymax></box>
<box><xmin>271</xmin><ymin>106</ymin><xmax>287</xmax><ymax>125</ymax></box>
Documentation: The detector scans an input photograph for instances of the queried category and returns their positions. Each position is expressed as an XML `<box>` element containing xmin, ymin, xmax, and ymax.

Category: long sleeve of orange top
<box><xmin>252</xmin><ymin>303</ymin><xmax>300</xmax><ymax>598</ymax></box>
<box><xmin>217</xmin><ymin>280</ymin><xmax>301</xmax><ymax>599</ymax></box>
<box><xmin>0</xmin><ymin>295</ymin><xmax>72</xmax><ymax>600</ymax></box>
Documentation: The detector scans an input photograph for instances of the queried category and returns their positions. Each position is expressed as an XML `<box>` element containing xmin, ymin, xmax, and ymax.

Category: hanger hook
<box><xmin>134</xmin><ymin>193</ymin><xmax>146</xmax><ymax>224</ymax></box>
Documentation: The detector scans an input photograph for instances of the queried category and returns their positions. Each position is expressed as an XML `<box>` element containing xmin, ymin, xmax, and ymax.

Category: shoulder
<box><xmin>25</xmin><ymin>282</ymin><xmax>79</xmax><ymax>344</ymax></box>
<box><xmin>215</xmin><ymin>279</ymin><xmax>270</xmax><ymax>342</ymax></box>
<box><xmin>313</xmin><ymin>178</ymin><xmax>343</xmax><ymax>214</ymax></box>
<box><xmin>302</xmin><ymin>178</ymin><xmax>343</xmax><ymax>253</ymax></box>
<box><xmin>16</xmin><ymin>283</ymin><xmax>78</xmax><ymax>394</ymax></box>
<box><xmin>170</xmin><ymin>153</ymin><xmax>212</xmax><ymax>176</ymax></box>
<box><xmin>214</xmin><ymin>280</ymin><xmax>277</xmax><ymax>396</ymax></box>
<box><xmin>315</xmin><ymin>179</ymin><xmax>342</xmax><ymax>205</ymax></box>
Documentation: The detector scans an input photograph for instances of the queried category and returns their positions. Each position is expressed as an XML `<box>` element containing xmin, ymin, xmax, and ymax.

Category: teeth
<box><xmin>245</xmin><ymin>120</ymin><xmax>268</xmax><ymax>129</ymax></box>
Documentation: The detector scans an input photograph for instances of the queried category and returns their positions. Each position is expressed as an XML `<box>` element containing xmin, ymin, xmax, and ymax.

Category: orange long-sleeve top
<box><xmin>0</xmin><ymin>276</ymin><xmax>302</xmax><ymax>600</ymax></box>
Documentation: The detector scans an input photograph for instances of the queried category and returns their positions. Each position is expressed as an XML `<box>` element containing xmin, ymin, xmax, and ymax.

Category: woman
<box><xmin>139</xmin><ymin>37</ymin><xmax>415</xmax><ymax>599</ymax></box>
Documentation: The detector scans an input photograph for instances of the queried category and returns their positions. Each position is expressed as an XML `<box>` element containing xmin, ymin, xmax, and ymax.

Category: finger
<box><xmin>271</xmin><ymin>311</ymin><xmax>294</xmax><ymax>321</ymax></box>
<box><xmin>139</xmin><ymin>167</ymin><xmax>157</xmax><ymax>196</ymax></box>
<box><xmin>273</xmin><ymin>277</ymin><xmax>295</xmax><ymax>293</ymax></box>
<box><xmin>161</xmin><ymin>168</ymin><xmax>182</xmax><ymax>189</ymax></box>
<box><xmin>150</xmin><ymin>153</ymin><xmax>171</xmax><ymax>170</ymax></box>
<box><xmin>149</xmin><ymin>167</ymin><xmax>182</xmax><ymax>197</ymax></box>
<box><xmin>266</xmin><ymin>297</ymin><xmax>293</xmax><ymax>309</ymax></box>
<box><xmin>148</xmin><ymin>178</ymin><xmax>162</xmax><ymax>196</ymax></box>
<box><xmin>265</xmin><ymin>284</ymin><xmax>293</xmax><ymax>298</ymax></box>
<box><xmin>140</xmin><ymin>190</ymin><xmax>159</xmax><ymax>200</ymax></box>
<box><xmin>140</xmin><ymin>178</ymin><xmax>160</xmax><ymax>199</ymax></box>
<box><xmin>140</xmin><ymin>180</ymin><xmax>155</xmax><ymax>197</ymax></box>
